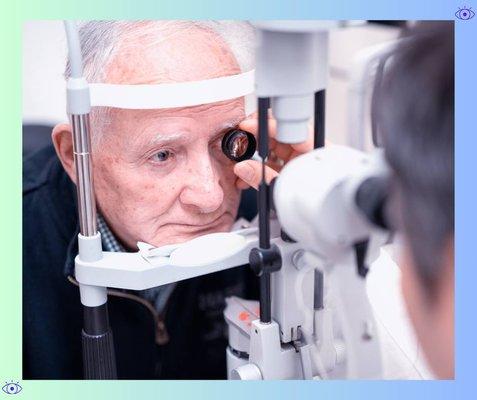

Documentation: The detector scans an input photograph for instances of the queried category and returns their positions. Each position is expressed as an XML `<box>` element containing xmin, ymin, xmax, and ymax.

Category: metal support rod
<box><xmin>71</xmin><ymin>113</ymin><xmax>116</xmax><ymax>379</ymax></box>
<box><xmin>259</xmin><ymin>274</ymin><xmax>272</xmax><ymax>323</ymax></box>
<box><xmin>257</xmin><ymin>97</ymin><xmax>271</xmax><ymax>249</ymax></box>
<box><xmin>65</xmin><ymin>20</ymin><xmax>117</xmax><ymax>380</ymax></box>
<box><xmin>71</xmin><ymin>115</ymin><xmax>116</xmax><ymax>378</ymax></box>
<box><xmin>71</xmin><ymin>114</ymin><xmax>116</xmax><ymax>379</ymax></box>
<box><xmin>314</xmin><ymin>270</ymin><xmax>324</xmax><ymax>310</ymax></box>
<box><xmin>71</xmin><ymin>114</ymin><xmax>97</xmax><ymax>236</ymax></box>
<box><xmin>258</xmin><ymin>97</ymin><xmax>272</xmax><ymax>323</ymax></box>
<box><xmin>313</xmin><ymin>90</ymin><xmax>326</xmax><ymax>319</ymax></box>
<box><xmin>314</xmin><ymin>90</ymin><xmax>326</xmax><ymax>149</ymax></box>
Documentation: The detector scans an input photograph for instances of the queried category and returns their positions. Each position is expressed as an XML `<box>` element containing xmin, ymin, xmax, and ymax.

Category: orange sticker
<box><xmin>239</xmin><ymin>311</ymin><xmax>250</xmax><ymax>321</ymax></box>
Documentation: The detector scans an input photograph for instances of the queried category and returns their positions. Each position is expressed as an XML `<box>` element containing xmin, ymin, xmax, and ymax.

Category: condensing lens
<box><xmin>222</xmin><ymin>129</ymin><xmax>256</xmax><ymax>162</ymax></box>
<box><xmin>231</xmin><ymin>132</ymin><xmax>249</xmax><ymax>158</ymax></box>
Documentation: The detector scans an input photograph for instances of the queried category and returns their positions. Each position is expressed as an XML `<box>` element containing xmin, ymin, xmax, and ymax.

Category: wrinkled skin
<box><xmin>92</xmin><ymin>101</ymin><xmax>244</xmax><ymax>248</ymax></box>
<box><xmin>53</xmin><ymin>24</ymin><xmax>244</xmax><ymax>249</ymax></box>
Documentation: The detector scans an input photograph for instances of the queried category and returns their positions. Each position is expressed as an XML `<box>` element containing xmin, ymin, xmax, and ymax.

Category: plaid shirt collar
<box><xmin>97</xmin><ymin>214</ymin><xmax>125</xmax><ymax>253</ymax></box>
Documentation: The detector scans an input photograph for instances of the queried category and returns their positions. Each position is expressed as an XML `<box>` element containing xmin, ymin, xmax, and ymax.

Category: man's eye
<box><xmin>152</xmin><ymin>150</ymin><xmax>172</xmax><ymax>162</ymax></box>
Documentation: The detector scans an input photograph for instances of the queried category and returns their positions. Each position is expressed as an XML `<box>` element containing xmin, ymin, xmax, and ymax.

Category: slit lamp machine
<box><xmin>64</xmin><ymin>20</ymin><xmax>394</xmax><ymax>380</ymax></box>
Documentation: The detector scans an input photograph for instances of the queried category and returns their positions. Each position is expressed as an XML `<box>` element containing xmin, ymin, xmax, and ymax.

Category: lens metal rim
<box><xmin>221</xmin><ymin>129</ymin><xmax>257</xmax><ymax>162</ymax></box>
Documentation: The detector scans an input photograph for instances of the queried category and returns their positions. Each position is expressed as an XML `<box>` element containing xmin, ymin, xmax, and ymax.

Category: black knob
<box><xmin>249</xmin><ymin>244</ymin><xmax>282</xmax><ymax>277</ymax></box>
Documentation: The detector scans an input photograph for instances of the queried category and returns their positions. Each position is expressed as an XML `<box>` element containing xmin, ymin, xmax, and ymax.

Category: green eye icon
<box><xmin>2</xmin><ymin>381</ymin><xmax>22</xmax><ymax>395</ymax></box>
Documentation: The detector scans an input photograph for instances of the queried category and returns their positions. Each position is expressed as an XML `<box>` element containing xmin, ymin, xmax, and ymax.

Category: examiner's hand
<box><xmin>234</xmin><ymin>117</ymin><xmax>314</xmax><ymax>190</ymax></box>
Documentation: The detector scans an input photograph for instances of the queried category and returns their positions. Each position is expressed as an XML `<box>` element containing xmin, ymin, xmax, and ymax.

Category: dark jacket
<box><xmin>23</xmin><ymin>145</ymin><xmax>258</xmax><ymax>379</ymax></box>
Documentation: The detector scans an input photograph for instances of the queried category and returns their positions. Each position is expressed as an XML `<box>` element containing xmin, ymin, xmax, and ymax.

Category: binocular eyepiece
<box><xmin>221</xmin><ymin>129</ymin><xmax>257</xmax><ymax>162</ymax></box>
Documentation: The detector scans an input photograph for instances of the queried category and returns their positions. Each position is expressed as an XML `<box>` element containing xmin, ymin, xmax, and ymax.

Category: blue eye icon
<box><xmin>455</xmin><ymin>6</ymin><xmax>475</xmax><ymax>20</ymax></box>
<box><xmin>2</xmin><ymin>382</ymin><xmax>22</xmax><ymax>395</ymax></box>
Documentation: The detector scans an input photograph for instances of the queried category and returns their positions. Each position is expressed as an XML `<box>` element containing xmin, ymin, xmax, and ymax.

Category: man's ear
<box><xmin>52</xmin><ymin>123</ymin><xmax>76</xmax><ymax>183</ymax></box>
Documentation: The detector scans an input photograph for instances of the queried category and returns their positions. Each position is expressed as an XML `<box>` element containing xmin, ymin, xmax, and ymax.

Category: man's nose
<box><xmin>179</xmin><ymin>156</ymin><xmax>224</xmax><ymax>214</ymax></box>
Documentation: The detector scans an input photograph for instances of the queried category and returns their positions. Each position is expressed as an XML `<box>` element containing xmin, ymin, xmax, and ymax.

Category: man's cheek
<box><xmin>218</xmin><ymin>160</ymin><xmax>239</xmax><ymax>184</ymax></box>
<box><xmin>129</xmin><ymin>175</ymin><xmax>179</xmax><ymax>208</ymax></box>
<box><xmin>94</xmin><ymin>164</ymin><xmax>164</xmax><ymax>216</ymax></box>
<box><xmin>220</xmin><ymin>167</ymin><xmax>240</xmax><ymax>199</ymax></box>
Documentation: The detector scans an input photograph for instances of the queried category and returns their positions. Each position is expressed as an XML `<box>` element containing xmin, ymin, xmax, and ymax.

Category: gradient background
<box><xmin>1</xmin><ymin>0</ymin><xmax>475</xmax><ymax>399</ymax></box>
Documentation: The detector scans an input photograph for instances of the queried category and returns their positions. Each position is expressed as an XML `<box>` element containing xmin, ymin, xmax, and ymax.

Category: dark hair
<box><xmin>374</xmin><ymin>21</ymin><xmax>454</xmax><ymax>295</ymax></box>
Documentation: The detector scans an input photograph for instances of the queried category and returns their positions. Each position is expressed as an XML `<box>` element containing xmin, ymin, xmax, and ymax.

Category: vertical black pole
<box><xmin>314</xmin><ymin>90</ymin><xmax>326</xmax><ymax>149</ymax></box>
<box><xmin>258</xmin><ymin>97</ymin><xmax>271</xmax><ymax>249</ymax></box>
<box><xmin>313</xmin><ymin>90</ymin><xmax>326</xmax><ymax>316</ymax></box>
<box><xmin>257</xmin><ymin>97</ymin><xmax>272</xmax><ymax>323</ymax></box>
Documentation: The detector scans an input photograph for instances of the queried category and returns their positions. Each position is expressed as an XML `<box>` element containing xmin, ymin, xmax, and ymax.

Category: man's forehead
<box><xmin>105</xmin><ymin>23</ymin><xmax>241</xmax><ymax>86</ymax></box>
<box><xmin>107</xmin><ymin>97</ymin><xmax>246</xmax><ymax>148</ymax></box>
<box><xmin>119</xmin><ymin>99</ymin><xmax>245</xmax><ymax>151</ymax></box>
<box><xmin>110</xmin><ymin>97</ymin><xmax>245</xmax><ymax>122</ymax></box>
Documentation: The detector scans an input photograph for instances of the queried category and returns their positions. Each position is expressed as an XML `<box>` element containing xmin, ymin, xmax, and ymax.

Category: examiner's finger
<box><xmin>240</xmin><ymin>118</ymin><xmax>314</xmax><ymax>153</ymax></box>
<box><xmin>235</xmin><ymin>178</ymin><xmax>251</xmax><ymax>190</ymax></box>
<box><xmin>233</xmin><ymin>160</ymin><xmax>279</xmax><ymax>190</ymax></box>
<box><xmin>239</xmin><ymin>118</ymin><xmax>277</xmax><ymax>139</ymax></box>
<box><xmin>292</xmin><ymin>137</ymin><xmax>333</xmax><ymax>153</ymax></box>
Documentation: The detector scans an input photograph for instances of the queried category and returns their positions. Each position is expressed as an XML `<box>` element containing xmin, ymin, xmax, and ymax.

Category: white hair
<box><xmin>65</xmin><ymin>21</ymin><xmax>256</xmax><ymax>145</ymax></box>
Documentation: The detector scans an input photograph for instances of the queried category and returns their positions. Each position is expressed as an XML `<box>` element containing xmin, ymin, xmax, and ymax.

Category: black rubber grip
<box><xmin>82</xmin><ymin>329</ymin><xmax>117</xmax><ymax>379</ymax></box>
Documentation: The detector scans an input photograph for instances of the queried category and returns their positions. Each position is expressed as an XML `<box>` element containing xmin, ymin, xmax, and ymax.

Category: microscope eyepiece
<box><xmin>355</xmin><ymin>176</ymin><xmax>390</xmax><ymax>231</ymax></box>
<box><xmin>221</xmin><ymin>129</ymin><xmax>256</xmax><ymax>162</ymax></box>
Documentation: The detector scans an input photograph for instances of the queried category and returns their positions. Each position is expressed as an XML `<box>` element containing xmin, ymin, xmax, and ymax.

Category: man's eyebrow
<box><xmin>218</xmin><ymin>116</ymin><xmax>244</xmax><ymax>132</ymax></box>
<box><xmin>148</xmin><ymin>132</ymin><xmax>186</xmax><ymax>146</ymax></box>
<box><xmin>140</xmin><ymin>116</ymin><xmax>245</xmax><ymax>148</ymax></box>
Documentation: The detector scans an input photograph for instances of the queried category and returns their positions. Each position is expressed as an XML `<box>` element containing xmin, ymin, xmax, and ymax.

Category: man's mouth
<box><xmin>145</xmin><ymin>212</ymin><xmax>237</xmax><ymax>248</ymax></box>
<box><xmin>162</xmin><ymin>212</ymin><xmax>232</xmax><ymax>233</ymax></box>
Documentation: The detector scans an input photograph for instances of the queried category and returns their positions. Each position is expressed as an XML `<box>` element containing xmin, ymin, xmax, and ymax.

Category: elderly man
<box><xmin>23</xmin><ymin>21</ymin><xmax>311</xmax><ymax>379</ymax></box>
